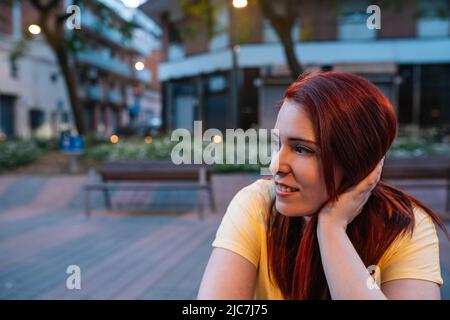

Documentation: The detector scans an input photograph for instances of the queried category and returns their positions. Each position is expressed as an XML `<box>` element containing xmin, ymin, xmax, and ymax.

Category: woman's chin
<box><xmin>275</xmin><ymin>201</ymin><xmax>314</xmax><ymax>218</ymax></box>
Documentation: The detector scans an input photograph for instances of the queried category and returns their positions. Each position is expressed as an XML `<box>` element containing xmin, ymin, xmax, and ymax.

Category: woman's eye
<box><xmin>294</xmin><ymin>145</ymin><xmax>313</xmax><ymax>154</ymax></box>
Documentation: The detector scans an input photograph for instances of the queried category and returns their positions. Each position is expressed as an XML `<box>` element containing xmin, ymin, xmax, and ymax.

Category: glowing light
<box><xmin>212</xmin><ymin>135</ymin><xmax>223</xmax><ymax>143</ymax></box>
<box><xmin>144</xmin><ymin>136</ymin><xmax>153</xmax><ymax>144</ymax></box>
<box><xmin>28</xmin><ymin>24</ymin><xmax>41</xmax><ymax>35</ymax></box>
<box><xmin>135</xmin><ymin>61</ymin><xmax>145</xmax><ymax>71</ymax></box>
<box><xmin>232</xmin><ymin>0</ymin><xmax>247</xmax><ymax>8</ymax></box>
<box><xmin>110</xmin><ymin>135</ymin><xmax>119</xmax><ymax>144</ymax></box>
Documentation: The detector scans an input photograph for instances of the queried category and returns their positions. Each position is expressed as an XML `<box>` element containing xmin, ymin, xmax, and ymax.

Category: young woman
<box><xmin>197</xmin><ymin>72</ymin><xmax>449</xmax><ymax>300</ymax></box>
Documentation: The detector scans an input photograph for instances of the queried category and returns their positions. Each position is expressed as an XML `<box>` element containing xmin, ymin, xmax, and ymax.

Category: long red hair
<box><xmin>267</xmin><ymin>71</ymin><xmax>449</xmax><ymax>300</ymax></box>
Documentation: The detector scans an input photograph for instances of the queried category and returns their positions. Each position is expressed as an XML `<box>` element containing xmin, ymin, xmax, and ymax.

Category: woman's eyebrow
<box><xmin>287</xmin><ymin>137</ymin><xmax>318</xmax><ymax>145</ymax></box>
<box><xmin>272</xmin><ymin>131</ymin><xmax>318</xmax><ymax>146</ymax></box>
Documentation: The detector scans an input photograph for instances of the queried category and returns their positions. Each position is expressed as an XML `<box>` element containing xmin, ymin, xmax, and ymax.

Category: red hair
<box><xmin>267</xmin><ymin>72</ymin><xmax>449</xmax><ymax>299</ymax></box>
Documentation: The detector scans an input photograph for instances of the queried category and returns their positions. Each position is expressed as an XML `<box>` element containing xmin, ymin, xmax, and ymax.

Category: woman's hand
<box><xmin>318</xmin><ymin>157</ymin><xmax>384</xmax><ymax>230</ymax></box>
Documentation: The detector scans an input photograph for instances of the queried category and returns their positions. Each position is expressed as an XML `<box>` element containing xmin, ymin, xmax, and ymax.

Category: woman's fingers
<box><xmin>355</xmin><ymin>157</ymin><xmax>385</xmax><ymax>196</ymax></box>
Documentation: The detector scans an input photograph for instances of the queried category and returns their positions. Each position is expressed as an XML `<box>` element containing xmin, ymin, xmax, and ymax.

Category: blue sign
<box><xmin>60</xmin><ymin>134</ymin><xmax>85</xmax><ymax>153</ymax></box>
<box><xmin>129</xmin><ymin>97</ymin><xmax>141</xmax><ymax>117</ymax></box>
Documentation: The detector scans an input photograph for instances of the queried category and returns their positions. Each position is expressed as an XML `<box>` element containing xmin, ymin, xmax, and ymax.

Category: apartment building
<box><xmin>0</xmin><ymin>0</ymin><xmax>162</xmax><ymax>139</ymax></box>
<box><xmin>142</xmin><ymin>0</ymin><xmax>450</xmax><ymax>135</ymax></box>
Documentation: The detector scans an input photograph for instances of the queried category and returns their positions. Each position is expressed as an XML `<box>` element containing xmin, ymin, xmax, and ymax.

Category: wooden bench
<box><xmin>84</xmin><ymin>160</ymin><xmax>216</xmax><ymax>219</ymax></box>
<box><xmin>382</xmin><ymin>156</ymin><xmax>450</xmax><ymax>214</ymax></box>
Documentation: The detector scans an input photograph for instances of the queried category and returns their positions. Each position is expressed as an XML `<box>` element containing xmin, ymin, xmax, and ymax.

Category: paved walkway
<box><xmin>0</xmin><ymin>174</ymin><xmax>448</xmax><ymax>299</ymax></box>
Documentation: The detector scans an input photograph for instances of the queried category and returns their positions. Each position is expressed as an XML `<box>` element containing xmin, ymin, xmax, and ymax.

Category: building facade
<box><xmin>0</xmin><ymin>0</ymin><xmax>162</xmax><ymax>139</ymax></box>
<box><xmin>142</xmin><ymin>0</ymin><xmax>450</xmax><ymax>138</ymax></box>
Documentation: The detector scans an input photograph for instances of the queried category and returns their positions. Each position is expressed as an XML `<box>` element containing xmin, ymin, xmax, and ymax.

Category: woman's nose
<box><xmin>269</xmin><ymin>147</ymin><xmax>290</xmax><ymax>175</ymax></box>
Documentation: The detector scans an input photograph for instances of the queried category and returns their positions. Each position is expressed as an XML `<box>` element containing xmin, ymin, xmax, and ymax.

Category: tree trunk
<box><xmin>53</xmin><ymin>46</ymin><xmax>86</xmax><ymax>135</ymax></box>
<box><xmin>32</xmin><ymin>0</ymin><xmax>87</xmax><ymax>136</ymax></box>
<box><xmin>278</xmin><ymin>30</ymin><xmax>303</xmax><ymax>80</ymax></box>
<box><xmin>258</xmin><ymin>0</ymin><xmax>303</xmax><ymax>80</ymax></box>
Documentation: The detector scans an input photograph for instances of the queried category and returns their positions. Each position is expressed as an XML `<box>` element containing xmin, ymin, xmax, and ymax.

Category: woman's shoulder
<box><xmin>237</xmin><ymin>178</ymin><xmax>276</xmax><ymax>207</ymax></box>
<box><xmin>389</xmin><ymin>206</ymin><xmax>439</xmax><ymax>249</ymax></box>
<box><xmin>240</xmin><ymin>178</ymin><xmax>275</xmax><ymax>195</ymax></box>
<box><xmin>226</xmin><ymin>178</ymin><xmax>276</xmax><ymax>222</ymax></box>
<box><xmin>378</xmin><ymin>205</ymin><xmax>443</xmax><ymax>285</ymax></box>
<box><xmin>379</xmin><ymin>206</ymin><xmax>440</xmax><ymax>264</ymax></box>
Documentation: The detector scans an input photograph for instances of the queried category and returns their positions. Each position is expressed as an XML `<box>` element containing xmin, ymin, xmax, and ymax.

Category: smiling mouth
<box><xmin>275</xmin><ymin>182</ymin><xmax>299</xmax><ymax>193</ymax></box>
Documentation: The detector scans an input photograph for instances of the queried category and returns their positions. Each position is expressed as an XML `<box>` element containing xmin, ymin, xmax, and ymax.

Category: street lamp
<box><xmin>229</xmin><ymin>0</ymin><xmax>247</xmax><ymax>128</ymax></box>
<box><xmin>135</xmin><ymin>61</ymin><xmax>145</xmax><ymax>71</ymax></box>
<box><xmin>110</xmin><ymin>134</ymin><xmax>119</xmax><ymax>144</ymax></box>
<box><xmin>28</xmin><ymin>24</ymin><xmax>41</xmax><ymax>35</ymax></box>
<box><xmin>232</xmin><ymin>0</ymin><xmax>247</xmax><ymax>9</ymax></box>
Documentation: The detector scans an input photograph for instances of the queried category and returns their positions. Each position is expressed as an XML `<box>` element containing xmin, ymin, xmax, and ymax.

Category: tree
<box><xmin>181</xmin><ymin>0</ymin><xmax>304</xmax><ymax>79</ymax></box>
<box><xmin>258</xmin><ymin>0</ymin><xmax>302</xmax><ymax>79</ymax></box>
<box><xmin>180</xmin><ymin>0</ymin><xmax>441</xmax><ymax>80</ymax></box>
<box><xmin>8</xmin><ymin>0</ymin><xmax>136</xmax><ymax>136</ymax></box>
<box><xmin>29</xmin><ymin>0</ymin><xmax>86</xmax><ymax>135</ymax></box>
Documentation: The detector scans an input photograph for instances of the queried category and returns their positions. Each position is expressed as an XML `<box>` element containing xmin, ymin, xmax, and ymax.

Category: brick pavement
<box><xmin>0</xmin><ymin>174</ymin><xmax>448</xmax><ymax>299</ymax></box>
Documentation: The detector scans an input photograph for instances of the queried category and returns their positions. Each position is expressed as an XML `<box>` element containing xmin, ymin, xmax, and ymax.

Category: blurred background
<box><xmin>0</xmin><ymin>0</ymin><xmax>449</xmax><ymax>300</ymax></box>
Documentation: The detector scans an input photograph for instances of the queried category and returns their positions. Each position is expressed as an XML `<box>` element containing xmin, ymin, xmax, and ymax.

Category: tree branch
<box><xmin>42</xmin><ymin>0</ymin><xmax>60</xmax><ymax>10</ymax></box>
<box><xmin>259</xmin><ymin>0</ymin><xmax>295</xmax><ymax>33</ymax></box>
<box><xmin>29</xmin><ymin>0</ymin><xmax>46</xmax><ymax>11</ymax></box>
<box><xmin>56</xmin><ymin>0</ymin><xmax>82</xmax><ymax>24</ymax></box>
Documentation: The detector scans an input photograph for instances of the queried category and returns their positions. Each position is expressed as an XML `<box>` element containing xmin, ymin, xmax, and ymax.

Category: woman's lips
<box><xmin>275</xmin><ymin>182</ymin><xmax>299</xmax><ymax>197</ymax></box>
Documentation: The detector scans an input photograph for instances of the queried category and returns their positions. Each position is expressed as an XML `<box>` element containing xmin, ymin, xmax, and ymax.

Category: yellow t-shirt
<box><xmin>211</xmin><ymin>178</ymin><xmax>443</xmax><ymax>299</ymax></box>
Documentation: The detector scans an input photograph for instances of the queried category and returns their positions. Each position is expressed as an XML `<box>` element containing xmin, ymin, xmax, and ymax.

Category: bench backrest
<box><xmin>99</xmin><ymin>160</ymin><xmax>211</xmax><ymax>182</ymax></box>
<box><xmin>382</xmin><ymin>156</ymin><xmax>450</xmax><ymax>179</ymax></box>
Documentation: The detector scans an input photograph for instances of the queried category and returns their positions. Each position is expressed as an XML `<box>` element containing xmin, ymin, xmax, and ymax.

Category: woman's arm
<box><xmin>317</xmin><ymin>217</ymin><xmax>441</xmax><ymax>299</ymax></box>
<box><xmin>317</xmin><ymin>158</ymin><xmax>441</xmax><ymax>300</ymax></box>
<box><xmin>317</xmin><ymin>217</ymin><xmax>387</xmax><ymax>299</ymax></box>
<box><xmin>197</xmin><ymin>248</ymin><xmax>257</xmax><ymax>299</ymax></box>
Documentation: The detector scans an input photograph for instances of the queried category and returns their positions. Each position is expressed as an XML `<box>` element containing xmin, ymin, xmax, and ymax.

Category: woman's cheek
<box><xmin>296</xmin><ymin>160</ymin><xmax>328</xmax><ymax>200</ymax></box>
<box><xmin>293</xmin><ymin>159</ymin><xmax>316</xmax><ymax>187</ymax></box>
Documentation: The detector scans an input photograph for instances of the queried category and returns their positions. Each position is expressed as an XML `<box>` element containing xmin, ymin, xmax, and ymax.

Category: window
<box><xmin>168</xmin><ymin>21</ymin><xmax>185</xmax><ymax>60</ymax></box>
<box><xmin>420</xmin><ymin>64</ymin><xmax>450</xmax><ymax>128</ymax></box>
<box><xmin>0</xmin><ymin>95</ymin><xmax>15</xmax><ymax>136</ymax></box>
<box><xmin>263</xmin><ymin>19</ymin><xmax>301</xmax><ymax>43</ymax></box>
<box><xmin>207</xmin><ymin>75</ymin><xmax>227</xmax><ymax>92</ymax></box>
<box><xmin>417</xmin><ymin>0</ymin><xmax>449</xmax><ymax>37</ymax></box>
<box><xmin>10</xmin><ymin>59</ymin><xmax>18</xmax><ymax>79</ymax></box>
<box><xmin>209</xmin><ymin>4</ymin><xmax>228</xmax><ymax>51</ymax></box>
<box><xmin>338</xmin><ymin>0</ymin><xmax>376</xmax><ymax>40</ymax></box>
<box><xmin>29</xmin><ymin>108</ymin><xmax>45</xmax><ymax>132</ymax></box>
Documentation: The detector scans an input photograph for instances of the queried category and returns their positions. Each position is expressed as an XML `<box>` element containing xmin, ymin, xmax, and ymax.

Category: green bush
<box><xmin>33</xmin><ymin>138</ymin><xmax>59</xmax><ymax>151</ymax></box>
<box><xmin>81</xmin><ymin>131</ymin><xmax>450</xmax><ymax>173</ymax></box>
<box><xmin>81</xmin><ymin>135</ymin><xmax>271</xmax><ymax>173</ymax></box>
<box><xmin>389</xmin><ymin>137</ymin><xmax>450</xmax><ymax>157</ymax></box>
<box><xmin>81</xmin><ymin>135</ymin><xmax>178</xmax><ymax>161</ymax></box>
<box><xmin>0</xmin><ymin>140</ymin><xmax>43</xmax><ymax>171</ymax></box>
<box><xmin>84</xmin><ymin>135</ymin><xmax>109</xmax><ymax>148</ymax></box>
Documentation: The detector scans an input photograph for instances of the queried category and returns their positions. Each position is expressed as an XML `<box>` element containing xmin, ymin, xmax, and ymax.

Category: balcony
<box><xmin>76</xmin><ymin>50</ymin><xmax>132</xmax><ymax>78</ymax></box>
<box><xmin>417</xmin><ymin>17</ymin><xmax>450</xmax><ymax>38</ymax></box>
<box><xmin>107</xmin><ymin>89</ymin><xmax>123</xmax><ymax>105</ymax></box>
<box><xmin>82</xmin><ymin>10</ymin><xmax>154</xmax><ymax>56</ymax></box>
<box><xmin>135</xmin><ymin>70</ymin><xmax>152</xmax><ymax>83</ymax></box>
<box><xmin>338</xmin><ymin>14</ymin><xmax>376</xmax><ymax>41</ymax></box>
<box><xmin>168</xmin><ymin>43</ymin><xmax>185</xmax><ymax>61</ymax></box>
<box><xmin>208</xmin><ymin>32</ymin><xmax>228</xmax><ymax>51</ymax></box>
<box><xmin>87</xmin><ymin>85</ymin><xmax>103</xmax><ymax>101</ymax></box>
<box><xmin>128</xmin><ymin>29</ymin><xmax>155</xmax><ymax>56</ymax></box>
